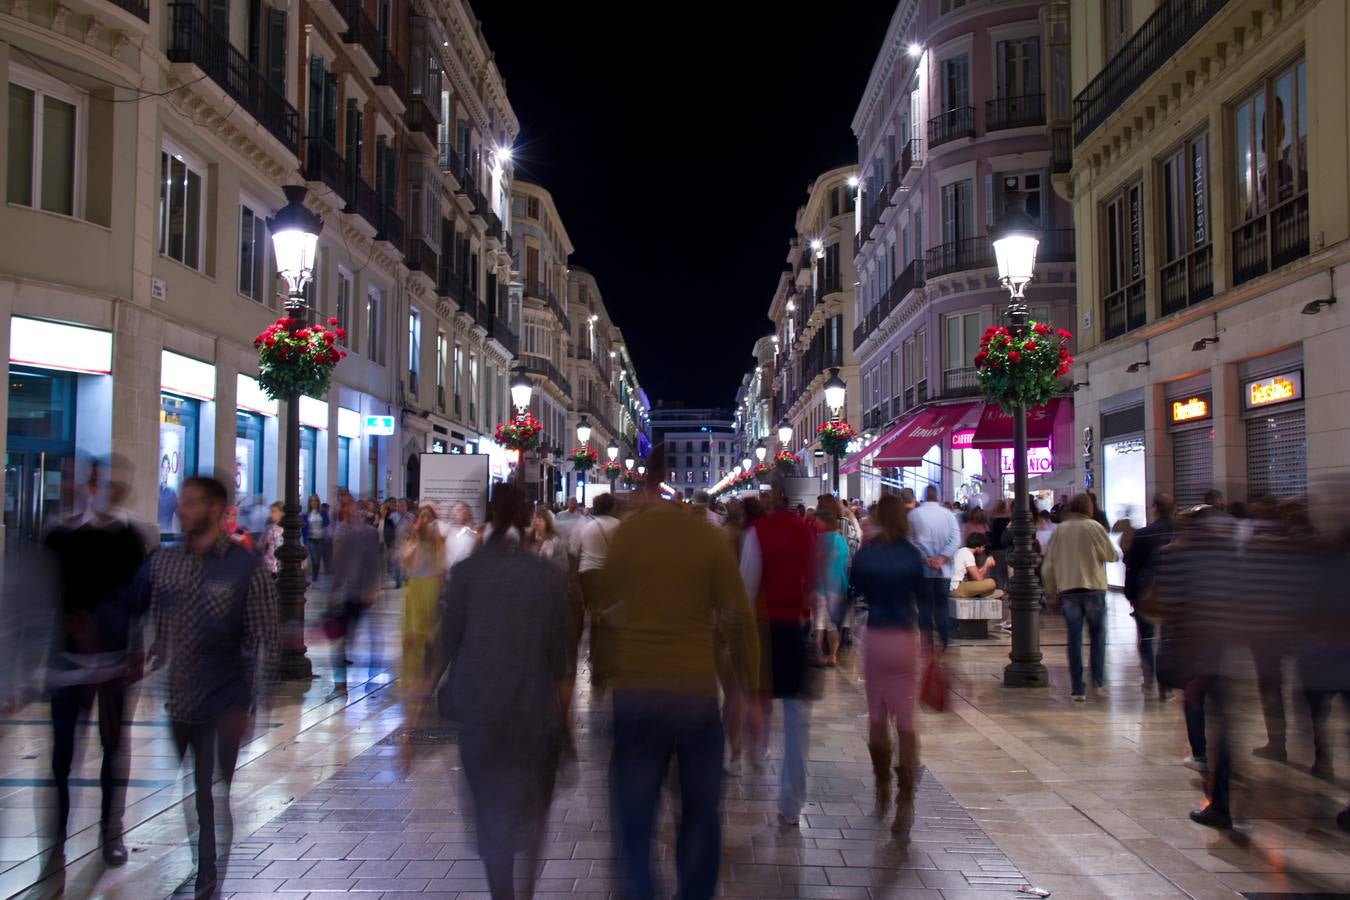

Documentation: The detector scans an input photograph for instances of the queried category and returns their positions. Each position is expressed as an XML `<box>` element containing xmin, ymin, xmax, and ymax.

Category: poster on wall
<box><xmin>157</xmin><ymin>419</ymin><xmax>186</xmax><ymax>533</ymax></box>
<box><xmin>419</xmin><ymin>452</ymin><xmax>489</xmax><ymax>524</ymax></box>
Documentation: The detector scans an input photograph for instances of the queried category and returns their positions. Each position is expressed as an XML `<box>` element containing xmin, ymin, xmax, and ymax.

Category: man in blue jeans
<box><xmin>599</xmin><ymin>449</ymin><xmax>760</xmax><ymax>900</ymax></box>
<box><xmin>1041</xmin><ymin>493</ymin><xmax>1118</xmax><ymax>700</ymax></box>
<box><xmin>907</xmin><ymin>486</ymin><xmax>961</xmax><ymax>650</ymax></box>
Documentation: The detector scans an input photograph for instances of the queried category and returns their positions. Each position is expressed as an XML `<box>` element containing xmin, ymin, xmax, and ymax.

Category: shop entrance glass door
<box><xmin>6</xmin><ymin>366</ymin><xmax>77</xmax><ymax>548</ymax></box>
<box><xmin>4</xmin><ymin>450</ymin><xmax>69</xmax><ymax>548</ymax></box>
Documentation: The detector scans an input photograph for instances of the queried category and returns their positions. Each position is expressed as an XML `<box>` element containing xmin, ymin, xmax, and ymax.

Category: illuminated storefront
<box><xmin>1242</xmin><ymin>361</ymin><xmax>1305</xmax><ymax>500</ymax></box>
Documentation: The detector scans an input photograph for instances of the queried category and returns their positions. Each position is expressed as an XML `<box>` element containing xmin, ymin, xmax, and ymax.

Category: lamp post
<box><xmin>509</xmin><ymin>368</ymin><xmax>533</xmax><ymax>489</ymax></box>
<box><xmin>823</xmin><ymin>367</ymin><xmax>847</xmax><ymax>496</ymax></box>
<box><xmin>266</xmin><ymin>185</ymin><xmax>322</xmax><ymax>680</ymax></box>
<box><xmin>777</xmin><ymin>419</ymin><xmax>793</xmax><ymax>449</ymax></box>
<box><xmin>992</xmin><ymin>193</ymin><xmax>1049</xmax><ymax>688</ymax></box>
<box><xmin>755</xmin><ymin>442</ymin><xmax>767</xmax><ymax>464</ymax></box>
<box><xmin>575</xmin><ymin>417</ymin><xmax>591</xmax><ymax>505</ymax></box>
<box><xmin>606</xmin><ymin>441</ymin><xmax>619</xmax><ymax>492</ymax></box>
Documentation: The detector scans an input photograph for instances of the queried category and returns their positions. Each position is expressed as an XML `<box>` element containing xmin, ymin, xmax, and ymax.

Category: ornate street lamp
<box><xmin>755</xmin><ymin>442</ymin><xmax>768</xmax><ymax>464</ymax></box>
<box><xmin>991</xmin><ymin>192</ymin><xmax>1048</xmax><ymax>688</ymax></box>
<box><xmin>823</xmin><ymin>367</ymin><xmax>847</xmax><ymax>495</ymax></box>
<box><xmin>267</xmin><ymin>185</ymin><xmax>322</xmax><ymax>680</ymax></box>
<box><xmin>741</xmin><ymin>455</ymin><xmax>752</xmax><ymax>472</ymax></box>
<box><xmin>575</xmin><ymin>417</ymin><xmax>591</xmax><ymax>504</ymax></box>
<box><xmin>777</xmin><ymin>419</ymin><xmax>793</xmax><ymax>448</ymax></box>
<box><xmin>510</xmin><ymin>368</ymin><xmax>533</xmax><ymax>413</ymax></box>
<box><xmin>606</xmin><ymin>440</ymin><xmax>620</xmax><ymax>492</ymax></box>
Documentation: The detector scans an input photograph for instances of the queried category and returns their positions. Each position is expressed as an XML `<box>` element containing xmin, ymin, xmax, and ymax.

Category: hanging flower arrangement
<box><xmin>620</xmin><ymin>469</ymin><xmax>644</xmax><ymax>488</ymax></box>
<box><xmin>495</xmin><ymin>412</ymin><xmax>543</xmax><ymax>452</ymax></box>
<box><xmin>600</xmin><ymin>459</ymin><xmax>624</xmax><ymax>480</ymax></box>
<box><xmin>254</xmin><ymin>316</ymin><xmax>347</xmax><ymax>401</ymax></box>
<box><xmin>569</xmin><ymin>446</ymin><xmax>598</xmax><ymax>472</ymax></box>
<box><xmin>754</xmin><ymin>464</ymin><xmax>772</xmax><ymax>482</ymax></box>
<box><xmin>772</xmin><ymin>449</ymin><xmax>798</xmax><ymax>474</ymax></box>
<box><xmin>817</xmin><ymin>421</ymin><xmax>858</xmax><ymax>458</ymax></box>
<box><xmin>974</xmin><ymin>322</ymin><xmax>1074</xmax><ymax>412</ymax></box>
<box><xmin>735</xmin><ymin>469</ymin><xmax>757</xmax><ymax>488</ymax></box>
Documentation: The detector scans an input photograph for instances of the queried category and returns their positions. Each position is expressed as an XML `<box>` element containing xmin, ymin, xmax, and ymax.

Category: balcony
<box><xmin>900</xmin><ymin>138</ymin><xmax>922</xmax><ymax>181</ymax></box>
<box><xmin>463</xmin><ymin>177</ymin><xmax>489</xmax><ymax>222</ymax></box>
<box><xmin>986</xmin><ymin>93</ymin><xmax>1045</xmax><ymax>131</ymax></box>
<box><xmin>438</xmin><ymin>260</ymin><xmax>464</xmax><ymax>305</ymax></box>
<box><xmin>107</xmin><ymin>0</ymin><xmax>149</xmax><ymax>21</ymax></box>
<box><xmin>167</xmin><ymin>3</ymin><xmax>298</xmax><ymax>152</ymax></box>
<box><xmin>375</xmin><ymin>204</ymin><xmax>404</xmax><ymax>250</ymax></box>
<box><xmin>1160</xmin><ymin>244</ymin><xmax>1214</xmax><ymax>316</ymax></box>
<box><xmin>1231</xmin><ymin>193</ymin><xmax>1309</xmax><ymax>288</ymax></box>
<box><xmin>341</xmin><ymin>0</ymin><xmax>380</xmax><ymax>75</ymax></box>
<box><xmin>1039</xmin><ymin>228</ymin><xmax>1076</xmax><ymax>263</ymax></box>
<box><xmin>343</xmin><ymin>174</ymin><xmax>379</xmax><ymax>229</ymax></box>
<box><xmin>490</xmin><ymin>315</ymin><xmax>518</xmax><ymax>356</ymax></box>
<box><xmin>1103</xmin><ymin>278</ymin><xmax>1147</xmax><ymax>340</ymax></box>
<box><xmin>942</xmin><ymin>367</ymin><xmax>980</xmax><ymax>397</ymax></box>
<box><xmin>373</xmin><ymin>46</ymin><xmax>407</xmax><ymax>106</ymax></box>
<box><xmin>406</xmin><ymin>94</ymin><xmax>439</xmax><ymax>150</ymax></box>
<box><xmin>925</xmin><ymin>236</ymin><xmax>993</xmax><ymax>278</ymax></box>
<box><xmin>439</xmin><ymin>141</ymin><xmax>464</xmax><ymax>183</ymax></box>
<box><xmin>1074</xmin><ymin>0</ymin><xmax>1232</xmax><ymax>144</ymax></box>
<box><xmin>303</xmin><ymin>137</ymin><xmax>350</xmax><ymax>205</ymax></box>
<box><xmin>852</xmin><ymin>259</ymin><xmax>923</xmax><ymax>350</ymax></box>
<box><xmin>928</xmin><ymin>106</ymin><xmax>975</xmax><ymax>148</ymax></box>
<box><xmin>521</xmin><ymin>354</ymin><xmax>572</xmax><ymax>399</ymax></box>
<box><xmin>405</xmin><ymin>239</ymin><xmax>438</xmax><ymax>284</ymax></box>
<box><xmin>1051</xmin><ymin>126</ymin><xmax>1073</xmax><ymax>174</ymax></box>
<box><xmin>484</xmin><ymin>209</ymin><xmax>504</xmax><ymax>245</ymax></box>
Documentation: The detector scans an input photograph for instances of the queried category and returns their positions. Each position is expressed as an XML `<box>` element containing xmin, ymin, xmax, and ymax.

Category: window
<box><xmin>940</xmin><ymin>179</ymin><xmax>975</xmax><ymax>243</ymax></box>
<box><xmin>996</xmin><ymin>172</ymin><xmax>1042</xmax><ymax>223</ymax></box>
<box><xmin>365</xmin><ymin>286</ymin><xmax>382</xmax><ymax>363</ymax></box>
<box><xmin>7</xmin><ymin>70</ymin><xmax>81</xmax><ymax>216</ymax></box>
<box><xmin>996</xmin><ymin>38</ymin><xmax>1040</xmax><ymax>100</ymax></box>
<box><xmin>238</xmin><ymin>201</ymin><xmax>269</xmax><ymax>303</ymax></box>
<box><xmin>526</xmin><ymin>196</ymin><xmax>540</xmax><ymax>219</ymax></box>
<box><xmin>335</xmin><ymin>269</ymin><xmax>352</xmax><ymax>343</ymax></box>
<box><xmin>469</xmin><ymin>352</ymin><xmax>479</xmax><ymax>423</ymax></box>
<box><xmin>1160</xmin><ymin>132</ymin><xmax>1213</xmax><ymax>313</ymax></box>
<box><xmin>158</xmin><ymin>146</ymin><xmax>205</xmax><ymax>269</ymax></box>
<box><xmin>1104</xmin><ymin>0</ymin><xmax>1131</xmax><ymax>59</ymax></box>
<box><xmin>408</xmin><ymin>308</ymin><xmax>421</xmax><ymax>395</ymax></box>
<box><xmin>903</xmin><ymin>329</ymin><xmax>928</xmax><ymax>407</ymax></box>
<box><xmin>453</xmin><ymin>343</ymin><xmax>463</xmax><ymax>410</ymax></box>
<box><xmin>436</xmin><ymin>331</ymin><xmax>448</xmax><ymax>408</ymax></box>
<box><xmin>1102</xmin><ymin>180</ymin><xmax>1145</xmax><ymax>338</ymax></box>
<box><xmin>1232</xmin><ymin>59</ymin><xmax>1309</xmax><ymax>285</ymax></box>
<box><xmin>944</xmin><ymin>311</ymin><xmax>982</xmax><ymax>374</ymax></box>
<box><xmin>940</xmin><ymin>55</ymin><xmax>970</xmax><ymax>111</ymax></box>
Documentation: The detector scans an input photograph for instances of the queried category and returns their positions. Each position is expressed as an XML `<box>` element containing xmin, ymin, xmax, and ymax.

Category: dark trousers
<box><xmin>172</xmin><ymin>714</ymin><xmax>245</xmax><ymax>883</ymax></box>
<box><xmin>611</xmin><ymin>691</ymin><xmax>724</xmax><ymax>900</ymax></box>
<box><xmin>1304</xmin><ymin>689</ymin><xmax>1350</xmax><ymax>767</ymax></box>
<box><xmin>1251</xmin><ymin>642</ymin><xmax>1287</xmax><ymax>748</ymax></box>
<box><xmin>332</xmin><ymin>596</ymin><xmax>367</xmax><ymax>683</ymax></box>
<box><xmin>918</xmin><ymin>578</ymin><xmax>951</xmax><ymax>649</ymax></box>
<box><xmin>50</xmin><ymin>679</ymin><xmax>129</xmax><ymax>838</ymax></box>
<box><xmin>1061</xmin><ymin>591</ymin><xmax>1106</xmax><ymax>695</ymax></box>
<box><xmin>1184</xmin><ymin>680</ymin><xmax>1207</xmax><ymax>758</ymax></box>
<box><xmin>1134</xmin><ymin>613</ymin><xmax>1157</xmax><ymax>687</ymax></box>
<box><xmin>1185</xmin><ymin>675</ymin><xmax>1232</xmax><ymax>814</ymax></box>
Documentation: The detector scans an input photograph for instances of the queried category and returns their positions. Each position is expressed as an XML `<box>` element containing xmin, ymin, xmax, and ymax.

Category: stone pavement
<box><xmin>2</xmin><ymin>586</ymin><xmax>1350</xmax><ymax>898</ymax></box>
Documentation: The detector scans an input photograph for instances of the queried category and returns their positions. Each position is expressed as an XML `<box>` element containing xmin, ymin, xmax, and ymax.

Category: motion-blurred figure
<box><xmin>1123</xmin><ymin>493</ymin><xmax>1175</xmax><ymax>701</ymax></box>
<box><xmin>329</xmin><ymin>496</ymin><xmax>383</xmax><ymax>689</ymax></box>
<box><xmin>139</xmin><ymin>476</ymin><xmax>277</xmax><ymax>896</ymax></box>
<box><xmin>1041</xmin><ymin>494</ymin><xmax>1118</xmax><ymax>701</ymax></box>
<box><xmin>398</xmin><ymin>504</ymin><xmax>446</xmax><ymax>698</ymax></box>
<box><xmin>908</xmin><ymin>486</ymin><xmax>961</xmax><ymax>649</ymax></box>
<box><xmin>43</xmin><ymin>457</ymin><xmax>148</xmax><ymax>865</ymax></box>
<box><xmin>577</xmin><ymin>493</ymin><xmax>620</xmax><ymax>688</ymax></box>
<box><xmin>602</xmin><ymin>448</ymin><xmax>758</xmax><ymax>900</ymax></box>
<box><xmin>741</xmin><ymin>478</ymin><xmax>816</xmax><ymax>826</ymax></box>
<box><xmin>439</xmin><ymin>484</ymin><xmax>569</xmax><ymax>900</ymax></box>
<box><xmin>849</xmin><ymin>494</ymin><xmax>929</xmax><ymax>838</ymax></box>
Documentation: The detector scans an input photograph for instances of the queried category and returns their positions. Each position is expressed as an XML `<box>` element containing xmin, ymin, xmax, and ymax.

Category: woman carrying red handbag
<box><xmin>848</xmin><ymin>494</ymin><xmax>940</xmax><ymax>841</ymax></box>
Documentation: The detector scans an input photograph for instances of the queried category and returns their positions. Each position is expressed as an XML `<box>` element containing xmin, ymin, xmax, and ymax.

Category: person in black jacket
<box><xmin>1123</xmin><ymin>493</ymin><xmax>1175</xmax><ymax>701</ymax></box>
<box><xmin>43</xmin><ymin>458</ymin><xmax>149</xmax><ymax>866</ymax></box>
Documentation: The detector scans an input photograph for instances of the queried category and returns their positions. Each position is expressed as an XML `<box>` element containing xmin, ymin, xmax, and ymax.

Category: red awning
<box><xmin>969</xmin><ymin>398</ymin><xmax>1062</xmax><ymax>449</ymax></box>
<box><xmin>871</xmin><ymin>402</ymin><xmax>981</xmax><ymax>468</ymax></box>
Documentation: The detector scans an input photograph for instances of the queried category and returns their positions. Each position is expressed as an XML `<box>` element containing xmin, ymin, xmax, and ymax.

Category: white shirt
<box><xmin>578</xmin><ymin>515</ymin><xmax>621</xmax><ymax>573</ymax></box>
<box><xmin>950</xmin><ymin>546</ymin><xmax>979</xmax><ymax>590</ymax></box>
<box><xmin>445</xmin><ymin>525</ymin><xmax>476</xmax><ymax>569</ymax></box>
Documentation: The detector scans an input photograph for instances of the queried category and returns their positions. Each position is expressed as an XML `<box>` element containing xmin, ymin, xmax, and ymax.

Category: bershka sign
<box><xmin>1244</xmin><ymin>370</ymin><xmax>1302</xmax><ymax>409</ymax></box>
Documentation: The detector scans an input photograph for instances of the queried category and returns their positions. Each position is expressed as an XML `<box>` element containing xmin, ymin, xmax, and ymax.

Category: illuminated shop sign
<box><xmin>1170</xmin><ymin>395</ymin><xmax>1211</xmax><ymax>423</ymax></box>
<box><xmin>951</xmin><ymin>429</ymin><xmax>975</xmax><ymax>449</ymax></box>
<box><xmin>1000</xmin><ymin>446</ymin><xmax>1053</xmax><ymax>476</ymax></box>
<box><xmin>1244</xmin><ymin>370</ymin><xmax>1302</xmax><ymax>409</ymax></box>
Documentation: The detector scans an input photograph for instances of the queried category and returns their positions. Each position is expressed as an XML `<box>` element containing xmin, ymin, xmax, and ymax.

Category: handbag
<box><xmin>919</xmin><ymin>656</ymin><xmax>949</xmax><ymax>712</ymax></box>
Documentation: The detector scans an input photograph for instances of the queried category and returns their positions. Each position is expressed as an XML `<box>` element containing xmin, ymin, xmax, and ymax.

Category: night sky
<box><xmin>475</xmin><ymin>3</ymin><xmax>895</xmax><ymax>408</ymax></box>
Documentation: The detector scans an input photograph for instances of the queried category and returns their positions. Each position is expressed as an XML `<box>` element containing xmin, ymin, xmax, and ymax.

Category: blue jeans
<box><xmin>611</xmin><ymin>691</ymin><xmax>724</xmax><ymax>900</ymax></box>
<box><xmin>918</xmin><ymin>578</ymin><xmax>951</xmax><ymax>648</ymax></box>
<box><xmin>779</xmin><ymin>698</ymin><xmax>810</xmax><ymax>821</ymax></box>
<box><xmin>1061</xmin><ymin>590</ymin><xmax>1106</xmax><ymax>695</ymax></box>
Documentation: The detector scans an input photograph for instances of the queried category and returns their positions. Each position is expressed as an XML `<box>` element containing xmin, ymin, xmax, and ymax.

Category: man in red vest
<box><xmin>739</xmin><ymin>476</ymin><xmax>819</xmax><ymax>825</ymax></box>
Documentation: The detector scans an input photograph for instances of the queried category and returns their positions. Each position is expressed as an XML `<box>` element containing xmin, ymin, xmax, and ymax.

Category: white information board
<box><xmin>419</xmin><ymin>452</ymin><xmax>489</xmax><ymax>524</ymax></box>
<box><xmin>783</xmin><ymin>476</ymin><xmax>820</xmax><ymax>512</ymax></box>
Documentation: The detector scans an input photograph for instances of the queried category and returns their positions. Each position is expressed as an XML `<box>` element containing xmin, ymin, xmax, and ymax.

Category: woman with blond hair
<box><xmin>399</xmin><ymin>504</ymin><xmax>446</xmax><ymax>696</ymax></box>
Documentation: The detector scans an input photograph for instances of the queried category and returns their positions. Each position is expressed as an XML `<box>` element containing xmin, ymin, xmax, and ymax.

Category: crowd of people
<box><xmin>7</xmin><ymin>447</ymin><xmax>1350</xmax><ymax>900</ymax></box>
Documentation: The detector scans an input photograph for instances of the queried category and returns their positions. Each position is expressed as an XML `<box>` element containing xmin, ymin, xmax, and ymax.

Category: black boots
<box><xmin>868</xmin><ymin>739</ymin><xmax>892</xmax><ymax>818</ymax></box>
<box><xmin>893</xmin><ymin>732</ymin><xmax>919</xmax><ymax>839</ymax></box>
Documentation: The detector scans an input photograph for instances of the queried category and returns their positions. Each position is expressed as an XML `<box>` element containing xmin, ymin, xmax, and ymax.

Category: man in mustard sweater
<box><xmin>1041</xmin><ymin>493</ymin><xmax>1118</xmax><ymax>701</ymax></box>
<box><xmin>600</xmin><ymin>445</ymin><xmax>759</xmax><ymax>900</ymax></box>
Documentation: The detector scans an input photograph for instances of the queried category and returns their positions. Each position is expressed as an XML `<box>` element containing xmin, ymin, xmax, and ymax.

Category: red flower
<box><xmin>973</xmin><ymin>351</ymin><xmax>988</xmax><ymax>366</ymax></box>
<box><xmin>1033</xmin><ymin>322</ymin><xmax>1050</xmax><ymax>336</ymax></box>
<box><xmin>323</xmin><ymin>332</ymin><xmax>335</xmax><ymax>344</ymax></box>
<box><xmin>1022</xmin><ymin>340</ymin><xmax>1036</xmax><ymax>352</ymax></box>
<box><xmin>1057</xmin><ymin>328</ymin><xmax>1071</xmax><ymax>340</ymax></box>
<box><xmin>339</xmin><ymin>350</ymin><xmax>348</xmax><ymax>358</ymax></box>
<box><xmin>336</xmin><ymin>328</ymin><xmax>347</xmax><ymax>340</ymax></box>
<box><xmin>264</xmin><ymin>336</ymin><xmax>276</xmax><ymax>348</ymax></box>
<box><xmin>1008</xmin><ymin>350</ymin><xmax>1021</xmax><ymax>363</ymax></box>
<box><xmin>327</xmin><ymin>317</ymin><xmax>339</xmax><ymax>325</ymax></box>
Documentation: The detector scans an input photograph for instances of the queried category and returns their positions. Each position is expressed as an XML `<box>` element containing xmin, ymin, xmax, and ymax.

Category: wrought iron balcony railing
<box><xmin>928</xmin><ymin>106</ymin><xmax>975</xmax><ymax>148</ymax></box>
<box><xmin>986</xmin><ymin>93</ymin><xmax>1045</xmax><ymax>131</ymax></box>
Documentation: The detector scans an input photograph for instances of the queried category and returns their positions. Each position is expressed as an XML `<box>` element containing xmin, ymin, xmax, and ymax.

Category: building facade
<box><xmin>845</xmin><ymin>0</ymin><xmax>1079</xmax><ymax>507</ymax></box>
<box><xmin>733</xmin><ymin>335</ymin><xmax>776</xmax><ymax>465</ymax></box>
<box><xmin>1066</xmin><ymin>0</ymin><xmax>1349</xmax><ymax>527</ymax></box>
<box><xmin>650</xmin><ymin>404</ymin><xmax>735</xmax><ymax>499</ymax></box>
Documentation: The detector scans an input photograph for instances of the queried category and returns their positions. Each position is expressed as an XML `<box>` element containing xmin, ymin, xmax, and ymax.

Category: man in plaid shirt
<box><xmin>138</xmin><ymin>476</ymin><xmax>277</xmax><ymax>897</ymax></box>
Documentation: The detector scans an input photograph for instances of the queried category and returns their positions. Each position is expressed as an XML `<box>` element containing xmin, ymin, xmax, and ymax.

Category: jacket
<box><xmin>1040</xmin><ymin>513</ymin><xmax>1117</xmax><ymax>599</ymax></box>
<box><xmin>1122</xmin><ymin>516</ymin><xmax>1173</xmax><ymax>605</ymax></box>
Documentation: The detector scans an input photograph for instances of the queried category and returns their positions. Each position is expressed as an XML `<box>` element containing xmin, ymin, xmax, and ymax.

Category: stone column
<box><xmin>111</xmin><ymin>303</ymin><xmax>165</xmax><ymax>530</ymax></box>
<box><xmin>214</xmin><ymin>349</ymin><xmax>238</xmax><ymax>494</ymax></box>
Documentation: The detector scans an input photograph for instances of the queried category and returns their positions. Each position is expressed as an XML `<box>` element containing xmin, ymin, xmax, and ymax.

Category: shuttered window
<box><xmin>1246</xmin><ymin>409</ymin><xmax>1306</xmax><ymax>500</ymax></box>
<box><xmin>1171</xmin><ymin>427</ymin><xmax>1213</xmax><ymax>508</ymax></box>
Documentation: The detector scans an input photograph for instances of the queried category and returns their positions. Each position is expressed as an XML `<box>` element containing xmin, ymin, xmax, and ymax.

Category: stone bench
<box><xmin>949</xmin><ymin>594</ymin><xmax>1002</xmax><ymax>640</ymax></box>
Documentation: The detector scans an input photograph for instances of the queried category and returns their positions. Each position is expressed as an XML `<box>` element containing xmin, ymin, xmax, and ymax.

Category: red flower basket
<box><xmin>569</xmin><ymin>446</ymin><xmax>598</xmax><ymax>472</ymax></box>
<box><xmin>816</xmin><ymin>421</ymin><xmax>858</xmax><ymax>457</ymax></box>
<box><xmin>600</xmin><ymin>459</ymin><xmax>624</xmax><ymax>480</ymax></box>
<box><xmin>495</xmin><ymin>413</ymin><xmax>542</xmax><ymax>452</ymax></box>
<box><xmin>974</xmin><ymin>322</ymin><xmax>1074</xmax><ymax>412</ymax></box>
<box><xmin>254</xmin><ymin>316</ymin><xmax>347</xmax><ymax>400</ymax></box>
<box><xmin>772</xmin><ymin>449</ymin><xmax>798</xmax><ymax>474</ymax></box>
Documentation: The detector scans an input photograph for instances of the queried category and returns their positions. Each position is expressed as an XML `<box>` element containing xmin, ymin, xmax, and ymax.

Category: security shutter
<box><xmin>1246</xmin><ymin>409</ymin><xmax>1306</xmax><ymax>499</ymax></box>
<box><xmin>1172</xmin><ymin>427</ymin><xmax>1213</xmax><ymax>508</ymax></box>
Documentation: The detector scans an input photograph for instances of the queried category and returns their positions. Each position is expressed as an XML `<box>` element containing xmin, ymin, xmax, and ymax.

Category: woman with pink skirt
<box><xmin>847</xmin><ymin>493</ymin><xmax>930</xmax><ymax>840</ymax></box>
